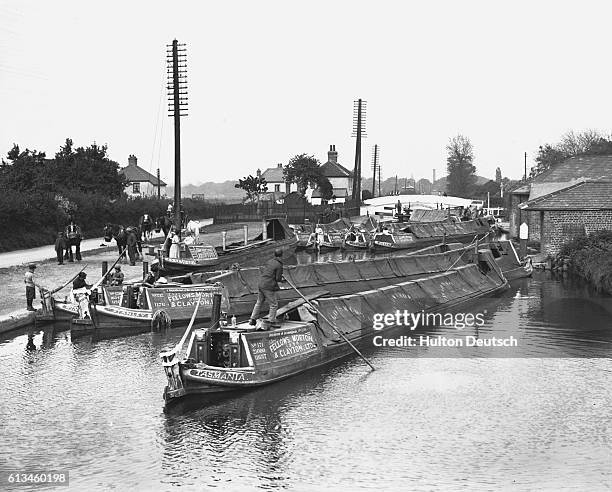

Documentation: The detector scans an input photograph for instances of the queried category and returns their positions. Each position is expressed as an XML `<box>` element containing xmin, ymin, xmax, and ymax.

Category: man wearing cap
<box><xmin>24</xmin><ymin>264</ymin><xmax>43</xmax><ymax>311</ymax></box>
<box><xmin>249</xmin><ymin>248</ymin><xmax>284</xmax><ymax>329</ymax></box>
<box><xmin>110</xmin><ymin>266</ymin><xmax>124</xmax><ymax>286</ymax></box>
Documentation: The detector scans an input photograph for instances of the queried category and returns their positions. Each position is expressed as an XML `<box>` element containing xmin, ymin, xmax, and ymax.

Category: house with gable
<box><xmin>119</xmin><ymin>155</ymin><xmax>167</xmax><ymax>198</ymax></box>
<box><xmin>309</xmin><ymin>145</ymin><xmax>353</xmax><ymax>205</ymax></box>
<box><xmin>510</xmin><ymin>155</ymin><xmax>612</xmax><ymax>255</ymax></box>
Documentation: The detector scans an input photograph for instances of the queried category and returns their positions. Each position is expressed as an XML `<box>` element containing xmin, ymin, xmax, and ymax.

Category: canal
<box><xmin>1</xmin><ymin>268</ymin><xmax>611</xmax><ymax>489</ymax></box>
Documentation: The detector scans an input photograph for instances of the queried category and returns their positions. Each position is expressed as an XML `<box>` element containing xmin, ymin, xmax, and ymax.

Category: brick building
<box><xmin>519</xmin><ymin>180</ymin><xmax>612</xmax><ymax>255</ymax></box>
<box><xmin>509</xmin><ymin>155</ymin><xmax>612</xmax><ymax>254</ymax></box>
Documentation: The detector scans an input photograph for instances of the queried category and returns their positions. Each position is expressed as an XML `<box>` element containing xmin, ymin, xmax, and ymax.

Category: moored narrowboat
<box><xmin>161</xmin><ymin>249</ymin><xmax>507</xmax><ymax>403</ymax></box>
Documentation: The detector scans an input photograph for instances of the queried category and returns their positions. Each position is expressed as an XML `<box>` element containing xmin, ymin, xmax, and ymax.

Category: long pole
<box><xmin>172</xmin><ymin>39</ymin><xmax>182</xmax><ymax>233</ymax></box>
<box><xmin>157</xmin><ymin>168</ymin><xmax>161</xmax><ymax>200</ymax></box>
<box><xmin>352</xmin><ymin>99</ymin><xmax>363</xmax><ymax>203</ymax></box>
<box><xmin>284</xmin><ymin>277</ymin><xmax>375</xmax><ymax>371</ymax></box>
<box><xmin>524</xmin><ymin>152</ymin><xmax>527</xmax><ymax>181</ymax></box>
<box><xmin>371</xmin><ymin>144</ymin><xmax>377</xmax><ymax>197</ymax></box>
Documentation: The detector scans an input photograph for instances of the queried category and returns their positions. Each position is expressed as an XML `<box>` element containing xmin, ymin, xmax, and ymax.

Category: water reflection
<box><xmin>0</xmin><ymin>270</ymin><xmax>611</xmax><ymax>489</ymax></box>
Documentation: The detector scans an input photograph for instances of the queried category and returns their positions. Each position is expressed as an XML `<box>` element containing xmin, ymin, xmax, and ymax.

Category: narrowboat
<box><xmin>161</xmin><ymin>249</ymin><xmax>507</xmax><ymax>403</ymax></box>
<box><xmin>159</xmin><ymin>218</ymin><xmax>298</xmax><ymax>274</ymax></box>
<box><xmin>370</xmin><ymin>218</ymin><xmax>493</xmax><ymax>252</ymax></box>
<box><xmin>47</xmin><ymin>283</ymin><xmax>228</xmax><ymax>335</ymax></box>
<box><xmin>186</xmin><ymin>246</ymin><xmax>484</xmax><ymax>317</ymax></box>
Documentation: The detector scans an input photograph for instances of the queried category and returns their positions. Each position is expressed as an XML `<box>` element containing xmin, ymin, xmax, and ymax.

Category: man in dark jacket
<box><xmin>126</xmin><ymin>228</ymin><xmax>139</xmax><ymax>266</ymax></box>
<box><xmin>54</xmin><ymin>232</ymin><xmax>67</xmax><ymax>265</ymax></box>
<box><xmin>249</xmin><ymin>248</ymin><xmax>284</xmax><ymax>329</ymax></box>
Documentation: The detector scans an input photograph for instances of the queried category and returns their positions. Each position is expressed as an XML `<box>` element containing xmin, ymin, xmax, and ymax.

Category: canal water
<box><xmin>1</xmin><ymin>256</ymin><xmax>611</xmax><ymax>489</ymax></box>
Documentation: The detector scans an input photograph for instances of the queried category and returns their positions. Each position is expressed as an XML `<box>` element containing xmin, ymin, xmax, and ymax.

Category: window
<box><xmin>274</xmin><ymin>184</ymin><xmax>281</xmax><ymax>192</ymax></box>
<box><xmin>132</xmin><ymin>182</ymin><xmax>141</xmax><ymax>194</ymax></box>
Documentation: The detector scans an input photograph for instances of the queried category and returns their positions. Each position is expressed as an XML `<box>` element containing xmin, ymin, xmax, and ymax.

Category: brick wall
<box><xmin>541</xmin><ymin>209</ymin><xmax>612</xmax><ymax>255</ymax></box>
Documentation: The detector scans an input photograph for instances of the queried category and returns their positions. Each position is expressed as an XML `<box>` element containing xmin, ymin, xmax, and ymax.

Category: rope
<box><xmin>444</xmin><ymin>230</ymin><xmax>493</xmax><ymax>272</ymax></box>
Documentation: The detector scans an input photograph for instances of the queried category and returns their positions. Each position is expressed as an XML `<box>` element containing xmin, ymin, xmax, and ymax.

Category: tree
<box><xmin>52</xmin><ymin>139</ymin><xmax>126</xmax><ymax>198</ymax></box>
<box><xmin>531</xmin><ymin>130</ymin><xmax>612</xmax><ymax>177</ymax></box>
<box><xmin>446</xmin><ymin>135</ymin><xmax>476</xmax><ymax>197</ymax></box>
<box><xmin>234</xmin><ymin>175</ymin><xmax>268</xmax><ymax>202</ymax></box>
<box><xmin>0</xmin><ymin>144</ymin><xmax>49</xmax><ymax>192</ymax></box>
<box><xmin>283</xmin><ymin>153</ymin><xmax>333</xmax><ymax>199</ymax></box>
<box><xmin>495</xmin><ymin>167</ymin><xmax>502</xmax><ymax>184</ymax></box>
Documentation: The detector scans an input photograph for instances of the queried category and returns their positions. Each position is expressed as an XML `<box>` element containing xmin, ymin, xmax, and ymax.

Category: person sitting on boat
<box><xmin>249</xmin><ymin>248</ymin><xmax>284</xmax><ymax>329</ymax></box>
<box><xmin>110</xmin><ymin>266</ymin><xmax>124</xmax><ymax>286</ymax></box>
<box><xmin>72</xmin><ymin>272</ymin><xmax>92</xmax><ymax>319</ymax></box>
<box><xmin>142</xmin><ymin>263</ymin><xmax>160</xmax><ymax>287</ymax></box>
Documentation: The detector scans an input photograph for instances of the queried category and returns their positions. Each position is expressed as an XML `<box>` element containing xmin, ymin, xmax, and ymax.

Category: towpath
<box><xmin>0</xmin><ymin>222</ymin><xmax>264</xmax><ymax>327</ymax></box>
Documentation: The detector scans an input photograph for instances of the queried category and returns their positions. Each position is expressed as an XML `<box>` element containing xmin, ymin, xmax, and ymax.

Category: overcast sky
<box><xmin>2</xmin><ymin>0</ymin><xmax>611</xmax><ymax>186</ymax></box>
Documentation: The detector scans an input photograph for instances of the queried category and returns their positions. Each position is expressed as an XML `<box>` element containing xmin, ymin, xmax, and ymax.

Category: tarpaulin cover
<box><xmin>319</xmin><ymin>218</ymin><xmax>352</xmax><ymax>232</ymax></box>
<box><xmin>350</xmin><ymin>215</ymin><xmax>379</xmax><ymax>231</ymax></box>
<box><xmin>410</xmin><ymin>210</ymin><xmax>451</xmax><ymax>222</ymax></box>
<box><xmin>313</xmin><ymin>262</ymin><xmax>505</xmax><ymax>342</ymax></box>
<box><xmin>215</xmin><ymin>249</ymin><xmax>474</xmax><ymax>299</ymax></box>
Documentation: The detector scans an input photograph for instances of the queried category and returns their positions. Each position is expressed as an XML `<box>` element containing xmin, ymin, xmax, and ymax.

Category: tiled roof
<box><xmin>520</xmin><ymin>180</ymin><xmax>612</xmax><ymax>210</ymax></box>
<box><xmin>321</xmin><ymin>160</ymin><xmax>353</xmax><ymax>178</ymax></box>
<box><xmin>119</xmin><ymin>163</ymin><xmax>167</xmax><ymax>186</ymax></box>
<box><xmin>261</xmin><ymin>167</ymin><xmax>285</xmax><ymax>183</ymax></box>
<box><xmin>533</xmin><ymin>155</ymin><xmax>612</xmax><ymax>184</ymax></box>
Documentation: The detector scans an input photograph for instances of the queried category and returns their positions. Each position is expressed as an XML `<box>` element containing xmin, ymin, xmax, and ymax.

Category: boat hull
<box><xmin>162</xmin><ymin>237</ymin><xmax>298</xmax><ymax>274</ymax></box>
<box><xmin>163</xmin><ymin>250</ymin><xmax>508</xmax><ymax>403</ymax></box>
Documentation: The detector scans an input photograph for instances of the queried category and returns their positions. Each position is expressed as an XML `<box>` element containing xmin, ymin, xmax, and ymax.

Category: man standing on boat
<box><xmin>249</xmin><ymin>248</ymin><xmax>284</xmax><ymax>329</ymax></box>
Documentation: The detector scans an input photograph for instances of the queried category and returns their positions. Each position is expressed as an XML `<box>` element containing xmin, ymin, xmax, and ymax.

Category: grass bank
<box><xmin>558</xmin><ymin>230</ymin><xmax>612</xmax><ymax>294</ymax></box>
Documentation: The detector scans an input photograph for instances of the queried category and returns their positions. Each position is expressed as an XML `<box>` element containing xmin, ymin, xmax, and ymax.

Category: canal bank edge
<box><xmin>0</xmin><ymin>310</ymin><xmax>37</xmax><ymax>334</ymax></box>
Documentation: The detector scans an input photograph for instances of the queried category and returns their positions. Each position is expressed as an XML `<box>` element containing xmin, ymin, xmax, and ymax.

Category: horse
<box><xmin>64</xmin><ymin>222</ymin><xmax>83</xmax><ymax>262</ymax></box>
<box><xmin>103</xmin><ymin>223</ymin><xmax>127</xmax><ymax>258</ymax></box>
<box><xmin>139</xmin><ymin>214</ymin><xmax>153</xmax><ymax>241</ymax></box>
<box><xmin>156</xmin><ymin>215</ymin><xmax>172</xmax><ymax>237</ymax></box>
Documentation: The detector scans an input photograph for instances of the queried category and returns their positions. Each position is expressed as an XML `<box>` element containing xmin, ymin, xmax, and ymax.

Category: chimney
<box><xmin>128</xmin><ymin>155</ymin><xmax>137</xmax><ymax>167</ymax></box>
<box><xmin>328</xmin><ymin>144</ymin><xmax>338</xmax><ymax>163</ymax></box>
<box><xmin>256</xmin><ymin>168</ymin><xmax>261</xmax><ymax>178</ymax></box>
<box><xmin>277</xmin><ymin>163</ymin><xmax>283</xmax><ymax>168</ymax></box>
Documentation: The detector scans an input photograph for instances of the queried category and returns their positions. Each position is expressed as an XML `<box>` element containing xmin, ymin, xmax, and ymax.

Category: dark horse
<box><xmin>104</xmin><ymin>223</ymin><xmax>127</xmax><ymax>257</ymax></box>
<box><xmin>104</xmin><ymin>224</ymin><xmax>142</xmax><ymax>261</ymax></box>
<box><xmin>156</xmin><ymin>215</ymin><xmax>172</xmax><ymax>237</ymax></box>
<box><xmin>64</xmin><ymin>222</ymin><xmax>83</xmax><ymax>262</ymax></box>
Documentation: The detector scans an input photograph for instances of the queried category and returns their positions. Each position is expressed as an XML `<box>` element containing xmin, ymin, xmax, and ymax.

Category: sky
<box><xmin>2</xmin><ymin>0</ymin><xmax>612</xmax><ymax>187</ymax></box>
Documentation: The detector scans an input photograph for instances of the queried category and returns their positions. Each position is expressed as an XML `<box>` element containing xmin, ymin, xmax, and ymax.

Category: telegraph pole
<box><xmin>157</xmin><ymin>168</ymin><xmax>161</xmax><ymax>199</ymax></box>
<box><xmin>524</xmin><ymin>152</ymin><xmax>527</xmax><ymax>181</ymax></box>
<box><xmin>371</xmin><ymin>144</ymin><xmax>379</xmax><ymax>197</ymax></box>
<box><xmin>351</xmin><ymin>99</ymin><xmax>367</xmax><ymax>203</ymax></box>
<box><xmin>166</xmin><ymin>39</ymin><xmax>188</xmax><ymax>233</ymax></box>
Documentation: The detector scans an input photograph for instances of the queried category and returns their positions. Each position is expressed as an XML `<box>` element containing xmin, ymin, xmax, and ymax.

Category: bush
<box><xmin>559</xmin><ymin>230</ymin><xmax>612</xmax><ymax>293</ymax></box>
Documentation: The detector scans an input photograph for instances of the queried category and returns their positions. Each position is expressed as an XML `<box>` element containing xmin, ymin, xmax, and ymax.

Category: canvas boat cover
<box><xmin>349</xmin><ymin>215</ymin><xmax>379</xmax><ymax>231</ymax></box>
<box><xmin>312</xmin><ymin>261</ymin><xmax>505</xmax><ymax>342</ymax></box>
<box><xmin>253</xmin><ymin>218</ymin><xmax>296</xmax><ymax>241</ymax></box>
<box><xmin>319</xmin><ymin>218</ymin><xmax>352</xmax><ymax>232</ymax></box>
<box><xmin>398</xmin><ymin>219</ymin><xmax>490</xmax><ymax>239</ymax></box>
<box><xmin>213</xmin><ymin>248</ymin><xmax>474</xmax><ymax>299</ymax></box>
<box><xmin>409</xmin><ymin>209</ymin><xmax>452</xmax><ymax>222</ymax></box>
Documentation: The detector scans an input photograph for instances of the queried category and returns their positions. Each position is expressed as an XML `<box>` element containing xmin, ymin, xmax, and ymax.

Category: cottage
<box><xmin>119</xmin><ymin>155</ymin><xmax>167</xmax><ymax>198</ymax></box>
<box><xmin>308</xmin><ymin>145</ymin><xmax>353</xmax><ymax>205</ymax></box>
<box><xmin>260</xmin><ymin>164</ymin><xmax>297</xmax><ymax>194</ymax></box>
<box><xmin>511</xmin><ymin>155</ymin><xmax>612</xmax><ymax>255</ymax></box>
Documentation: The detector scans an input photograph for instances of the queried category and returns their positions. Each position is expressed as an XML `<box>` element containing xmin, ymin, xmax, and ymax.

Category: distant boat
<box><xmin>161</xmin><ymin>248</ymin><xmax>507</xmax><ymax>403</ymax></box>
<box><xmin>159</xmin><ymin>218</ymin><xmax>298</xmax><ymax>274</ymax></box>
<box><xmin>370</xmin><ymin>218</ymin><xmax>493</xmax><ymax>252</ymax></box>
